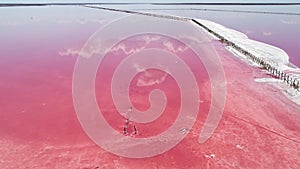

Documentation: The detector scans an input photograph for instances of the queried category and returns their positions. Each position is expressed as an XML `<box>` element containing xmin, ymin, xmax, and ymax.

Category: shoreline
<box><xmin>191</xmin><ymin>18</ymin><xmax>300</xmax><ymax>105</ymax></box>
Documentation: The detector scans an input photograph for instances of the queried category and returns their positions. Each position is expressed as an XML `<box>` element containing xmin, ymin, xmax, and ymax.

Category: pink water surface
<box><xmin>0</xmin><ymin>6</ymin><xmax>300</xmax><ymax>169</ymax></box>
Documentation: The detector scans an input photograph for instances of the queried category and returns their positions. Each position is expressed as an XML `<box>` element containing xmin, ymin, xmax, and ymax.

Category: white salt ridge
<box><xmin>254</xmin><ymin>78</ymin><xmax>300</xmax><ymax>105</ymax></box>
<box><xmin>191</xmin><ymin>19</ymin><xmax>300</xmax><ymax>105</ymax></box>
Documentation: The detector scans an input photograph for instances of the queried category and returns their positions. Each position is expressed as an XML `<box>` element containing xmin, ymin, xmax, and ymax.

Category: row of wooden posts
<box><xmin>191</xmin><ymin>19</ymin><xmax>300</xmax><ymax>91</ymax></box>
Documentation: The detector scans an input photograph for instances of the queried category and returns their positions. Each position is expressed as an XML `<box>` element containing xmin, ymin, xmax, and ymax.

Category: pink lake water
<box><xmin>128</xmin><ymin>4</ymin><xmax>300</xmax><ymax>67</ymax></box>
<box><xmin>0</xmin><ymin>5</ymin><xmax>300</xmax><ymax>169</ymax></box>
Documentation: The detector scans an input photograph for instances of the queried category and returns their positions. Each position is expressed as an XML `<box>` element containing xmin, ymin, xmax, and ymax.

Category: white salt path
<box><xmin>191</xmin><ymin>19</ymin><xmax>300</xmax><ymax>105</ymax></box>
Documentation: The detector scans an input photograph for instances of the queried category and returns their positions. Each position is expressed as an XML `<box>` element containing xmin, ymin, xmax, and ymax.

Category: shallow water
<box><xmin>122</xmin><ymin>4</ymin><xmax>300</xmax><ymax>67</ymax></box>
<box><xmin>0</xmin><ymin>5</ymin><xmax>300</xmax><ymax>168</ymax></box>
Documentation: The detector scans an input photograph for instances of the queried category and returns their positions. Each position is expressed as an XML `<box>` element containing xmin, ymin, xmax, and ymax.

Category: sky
<box><xmin>1</xmin><ymin>0</ymin><xmax>300</xmax><ymax>3</ymax></box>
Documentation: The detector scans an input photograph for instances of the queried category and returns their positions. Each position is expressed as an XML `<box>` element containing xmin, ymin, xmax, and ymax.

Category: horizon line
<box><xmin>1</xmin><ymin>2</ymin><xmax>300</xmax><ymax>7</ymax></box>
